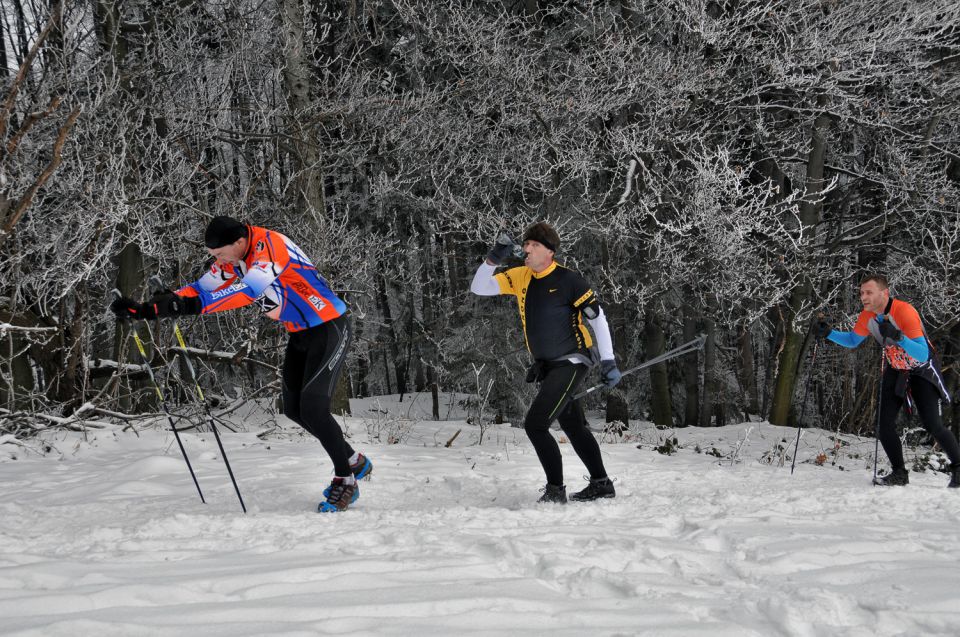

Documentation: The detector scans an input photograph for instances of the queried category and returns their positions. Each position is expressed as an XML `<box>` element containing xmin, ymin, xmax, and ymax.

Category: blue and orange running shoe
<box><xmin>318</xmin><ymin>477</ymin><xmax>358</xmax><ymax>513</ymax></box>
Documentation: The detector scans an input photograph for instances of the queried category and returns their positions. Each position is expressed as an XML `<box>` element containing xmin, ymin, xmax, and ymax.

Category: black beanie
<box><xmin>204</xmin><ymin>216</ymin><xmax>247</xmax><ymax>248</ymax></box>
<box><xmin>522</xmin><ymin>221</ymin><xmax>560</xmax><ymax>253</ymax></box>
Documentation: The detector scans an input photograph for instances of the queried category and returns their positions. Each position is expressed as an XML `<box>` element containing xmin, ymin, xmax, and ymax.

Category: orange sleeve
<box><xmin>890</xmin><ymin>301</ymin><xmax>924</xmax><ymax>339</ymax></box>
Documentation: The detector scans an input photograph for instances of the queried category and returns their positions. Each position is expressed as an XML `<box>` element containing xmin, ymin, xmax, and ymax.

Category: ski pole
<box><xmin>872</xmin><ymin>355</ymin><xmax>886</xmax><ymax>485</ymax></box>
<box><xmin>574</xmin><ymin>334</ymin><xmax>706</xmax><ymax>400</ymax></box>
<box><xmin>790</xmin><ymin>338</ymin><xmax>821</xmax><ymax>474</ymax></box>
<box><xmin>149</xmin><ymin>276</ymin><xmax>247</xmax><ymax>513</ymax></box>
<box><xmin>112</xmin><ymin>290</ymin><xmax>205</xmax><ymax>504</ymax></box>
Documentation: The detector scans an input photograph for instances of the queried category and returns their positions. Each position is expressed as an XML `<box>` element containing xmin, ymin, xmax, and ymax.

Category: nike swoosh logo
<box><xmin>549</xmin><ymin>289</ymin><xmax>558</xmax><ymax>293</ymax></box>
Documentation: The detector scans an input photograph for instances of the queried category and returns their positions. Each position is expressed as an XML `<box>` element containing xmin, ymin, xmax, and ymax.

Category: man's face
<box><xmin>860</xmin><ymin>280</ymin><xmax>890</xmax><ymax>314</ymax></box>
<box><xmin>207</xmin><ymin>238</ymin><xmax>247</xmax><ymax>266</ymax></box>
<box><xmin>523</xmin><ymin>239</ymin><xmax>554</xmax><ymax>272</ymax></box>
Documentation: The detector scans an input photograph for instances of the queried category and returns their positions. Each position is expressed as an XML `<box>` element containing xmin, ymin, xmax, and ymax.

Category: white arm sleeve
<box><xmin>470</xmin><ymin>262</ymin><xmax>501</xmax><ymax>296</ymax></box>
<box><xmin>586</xmin><ymin>308</ymin><xmax>616</xmax><ymax>361</ymax></box>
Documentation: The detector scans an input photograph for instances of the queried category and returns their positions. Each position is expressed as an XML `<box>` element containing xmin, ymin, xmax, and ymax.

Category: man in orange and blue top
<box><xmin>110</xmin><ymin>216</ymin><xmax>372</xmax><ymax>511</ymax></box>
<box><xmin>818</xmin><ymin>274</ymin><xmax>959</xmax><ymax>488</ymax></box>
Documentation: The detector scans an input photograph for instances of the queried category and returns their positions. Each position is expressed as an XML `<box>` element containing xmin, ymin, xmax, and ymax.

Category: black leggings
<box><xmin>878</xmin><ymin>368</ymin><xmax>960</xmax><ymax>470</ymax></box>
<box><xmin>523</xmin><ymin>362</ymin><xmax>608</xmax><ymax>486</ymax></box>
<box><xmin>282</xmin><ymin>314</ymin><xmax>355</xmax><ymax>476</ymax></box>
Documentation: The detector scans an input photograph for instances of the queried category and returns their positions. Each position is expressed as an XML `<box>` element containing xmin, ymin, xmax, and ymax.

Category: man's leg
<box><xmin>299</xmin><ymin>315</ymin><xmax>354</xmax><ymax>477</ymax></box>
<box><xmin>281</xmin><ymin>334</ymin><xmax>308</xmax><ymax>428</ymax></box>
<box><xmin>556</xmin><ymin>398</ymin><xmax>607</xmax><ymax>480</ymax></box>
<box><xmin>910</xmin><ymin>377</ymin><xmax>960</xmax><ymax>465</ymax></box>
<box><xmin>523</xmin><ymin>363</ymin><xmax>587</xmax><ymax>487</ymax></box>
<box><xmin>877</xmin><ymin>368</ymin><xmax>906</xmax><ymax>470</ymax></box>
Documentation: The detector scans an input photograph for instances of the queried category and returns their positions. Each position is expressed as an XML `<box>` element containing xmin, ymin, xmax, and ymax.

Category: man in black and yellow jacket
<box><xmin>471</xmin><ymin>222</ymin><xmax>622</xmax><ymax>503</ymax></box>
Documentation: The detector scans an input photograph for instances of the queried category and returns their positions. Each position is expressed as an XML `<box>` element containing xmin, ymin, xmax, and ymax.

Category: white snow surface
<box><xmin>2</xmin><ymin>393</ymin><xmax>959</xmax><ymax>636</ymax></box>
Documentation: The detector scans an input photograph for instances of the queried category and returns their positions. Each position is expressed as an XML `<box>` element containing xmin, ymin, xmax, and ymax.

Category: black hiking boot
<box><xmin>948</xmin><ymin>463</ymin><xmax>960</xmax><ymax>489</ymax></box>
<box><xmin>874</xmin><ymin>467</ymin><xmax>909</xmax><ymax>486</ymax></box>
<box><xmin>538</xmin><ymin>483</ymin><xmax>567</xmax><ymax>504</ymax></box>
<box><xmin>570</xmin><ymin>477</ymin><xmax>616</xmax><ymax>501</ymax></box>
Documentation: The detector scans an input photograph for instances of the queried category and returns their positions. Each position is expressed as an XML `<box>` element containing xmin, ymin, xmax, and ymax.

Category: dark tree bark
<box><xmin>738</xmin><ymin>324</ymin><xmax>759</xmax><ymax>415</ymax></box>
<box><xmin>699</xmin><ymin>316</ymin><xmax>717</xmax><ymax>428</ymax></box>
<box><xmin>770</xmin><ymin>96</ymin><xmax>834</xmax><ymax>426</ymax></box>
<box><xmin>682</xmin><ymin>303</ymin><xmax>699</xmax><ymax>428</ymax></box>
<box><xmin>645</xmin><ymin>311</ymin><xmax>672</xmax><ymax>428</ymax></box>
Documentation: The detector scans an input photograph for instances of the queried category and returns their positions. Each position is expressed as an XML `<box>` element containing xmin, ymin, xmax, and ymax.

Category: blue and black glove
<box><xmin>600</xmin><ymin>359</ymin><xmax>622</xmax><ymax>389</ymax></box>
<box><xmin>878</xmin><ymin>320</ymin><xmax>902</xmax><ymax>346</ymax></box>
<box><xmin>486</xmin><ymin>233</ymin><xmax>519</xmax><ymax>265</ymax></box>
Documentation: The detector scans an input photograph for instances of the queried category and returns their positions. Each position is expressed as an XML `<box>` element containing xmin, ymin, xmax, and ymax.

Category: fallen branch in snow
<box><xmin>211</xmin><ymin>381</ymin><xmax>280</xmax><ymax>419</ymax></box>
<box><xmin>0</xmin><ymin>409</ymin><xmax>106</xmax><ymax>433</ymax></box>
<box><xmin>445</xmin><ymin>428</ymin><xmax>461</xmax><ymax>448</ymax></box>
<box><xmin>169</xmin><ymin>346</ymin><xmax>278</xmax><ymax>372</ymax></box>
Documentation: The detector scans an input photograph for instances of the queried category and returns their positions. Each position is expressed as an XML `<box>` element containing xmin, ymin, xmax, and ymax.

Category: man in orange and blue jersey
<box><xmin>818</xmin><ymin>274</ymin><xmax>959</xmax><ymax>488</ymax></box>
<box><xmin>110</xmin><ymin>216</ymin><xmax>372</xmax><ymax>511</ymax></box>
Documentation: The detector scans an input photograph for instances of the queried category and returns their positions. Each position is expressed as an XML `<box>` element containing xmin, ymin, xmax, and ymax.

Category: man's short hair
<box><xmin>859</xmin><ymin>274</ymin><xmax>889</xmax><ymax>289</ymax></box>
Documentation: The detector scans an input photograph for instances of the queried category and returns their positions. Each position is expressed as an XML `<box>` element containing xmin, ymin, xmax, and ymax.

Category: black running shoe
<box><xmin>874</xmin><ymin>468</ymin><xmax>909</xmax><ymax>486</ymax></box>
<box><xmin>538</xmin><ymin>483</ymin><xmax>567</xmax><ymax>504</ymax></box>
<box><xmin>948</xmin><ymin>463</ymin><xmax>960</xmax><ymax>489</ymax></box>
<box><xmin>570</xmin><ymin>477</ymin><xmax>616</xmax><ymax>501</ymax></box>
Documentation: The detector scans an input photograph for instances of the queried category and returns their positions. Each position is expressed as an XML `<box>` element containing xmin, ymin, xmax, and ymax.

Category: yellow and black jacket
<box><xmin>495</xmin><ymin>261</ymin><xmax>599</xmax><ymax>362</ymax></box>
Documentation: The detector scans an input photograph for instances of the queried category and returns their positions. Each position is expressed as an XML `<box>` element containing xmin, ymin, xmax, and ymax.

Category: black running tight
<box><xmin>523</xmin><ymin>362</ymin><xmax>608</xmax><ymax>486</ymax></box>
<box><xmin>877</xmin><ymin>369</ymin><xmax>960</xmax><ymax>470</ymax></box>
<box><xmin>281</xmin><ymin>314</ymin><xmax>355</xmax><ymax>476</ymax></box>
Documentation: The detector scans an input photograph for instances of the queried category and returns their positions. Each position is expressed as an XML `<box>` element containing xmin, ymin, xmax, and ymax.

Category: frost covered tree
<box><xmin>0</xmin><ymin>0</ymin><xmax>957</xmax><ymax>443</ymax></box>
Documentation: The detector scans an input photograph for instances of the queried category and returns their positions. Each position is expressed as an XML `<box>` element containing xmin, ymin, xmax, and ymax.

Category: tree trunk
<box><xmin>599</xmin><ymin>239</ymin><xmax>628</xmax><ymax>428</ymax></box>
<box><xmin>738</xmin><ymin>324</ymin><xmax>759</xmax><ymax>415</ymax></box>
<box><xmin>353</xmin><ymin>318</ymin><xmax>370</xmax><ymax>397</ymax></box>
<box><xmin>376</xmin><ymin>273</ymin><xmax>405</xmax><ymax>395</ymax></box>
<box><xmin>2</xmin><ymin>331</ymin><xmax>33</xmax><ymax>410</ymax></box>
<box><xmin>279</xmin><ymin>0</ymin><xmax>326</xmax><ymax>217</ymax></box>
<box><xmin>682</xmin><ymin>303</ymin><xmax>699</xmax><ymax>428</ymax></box>
<box><xmin>331</xmin><ymin>371</ymin><xmax>351</xmax><ymax>416</ymax></box>
<box><xmin>645</xmin><ymin>311</ymin><xmax>672</xmax><ymax>428</ymax></box>
<box><xmin>769</xmin><ymin>100</ymin><xmax>833</xmax><ymax>426</ymax></box>
<box><xmin>699</xmin><ymin>316</ymin><xmax>716</xmax><ymax>428</ymax></box>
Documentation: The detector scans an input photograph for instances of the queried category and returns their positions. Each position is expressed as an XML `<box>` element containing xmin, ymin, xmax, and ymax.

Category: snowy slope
<box><xmin>1</xmin><ymin>396</ymin><xmax>959</xmax><ymax>636</ymax></box>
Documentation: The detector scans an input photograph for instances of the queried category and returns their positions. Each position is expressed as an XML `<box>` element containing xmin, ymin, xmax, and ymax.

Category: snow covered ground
<box><xmin>1</xmin><ymin>393</ymin><xmax>959</xmax><ymax>636</ymax></box>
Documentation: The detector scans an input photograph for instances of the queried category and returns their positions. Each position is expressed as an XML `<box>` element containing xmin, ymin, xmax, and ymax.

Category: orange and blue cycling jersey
<box><xmin>829</xmin><ymin>296</ymin><xmax>949</xmax><ymax>401</ymax></box>
<box><xmin>177</xmin><ymin>225</ymin><xmax>347</xmax><ymax>332</ymax></box>
<box><xmin>827</xmin><ymin>297</ymin><xmax>929</xmax><ymax>369</ymax></box>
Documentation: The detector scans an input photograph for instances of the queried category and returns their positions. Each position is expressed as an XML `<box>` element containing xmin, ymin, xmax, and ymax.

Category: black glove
<box><xmin>878</xmin><ymin>320</ymin><xmax>902</xmax><ymax>345</ymax></box>
<box><xmin>814</xmin><ymin>320</ymin><xmax>832</xmax><ymax>340</ymax></box>
<box><xmin>146</xmin><ymin>292</ymin><xmax>202</xmax><ymax>318</ymax></box>
<box><xmin>600</xmin><ymin>359</ymin><xmax>622</xmax><ymax>389</ymax></box>
<box><xmin>486</xmin><ymin>233</ymin><xmax>519</xmax><ymax>265</ymax></box>
<box><xmin>110</xmin><ymin>296</ymin><xmax>156</xmax><ymax>321</ymax></box>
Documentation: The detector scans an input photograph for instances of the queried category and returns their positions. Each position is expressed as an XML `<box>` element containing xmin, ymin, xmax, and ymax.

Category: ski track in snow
<box><xmin>1</xmin><ymin>403</ymin><xmax>959</xmax><ymax>636</ymax></box>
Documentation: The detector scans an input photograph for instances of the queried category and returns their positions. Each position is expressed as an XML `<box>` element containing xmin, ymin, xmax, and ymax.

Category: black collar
<box><xmin>883</xmin><ymin>296</ymin><xmax>894</xmax><ymax>315</ymax></box>
<box><xmin>240</xmin><ymin>225</ymin><xmax>253</xmax><ymax>262</ymax></box>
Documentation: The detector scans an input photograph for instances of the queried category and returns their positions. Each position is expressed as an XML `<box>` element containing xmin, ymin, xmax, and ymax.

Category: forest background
<box><xmin>1</xmin><ymin>0</ymin><xmax>958</xmax><ymax>440</ymax></box>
